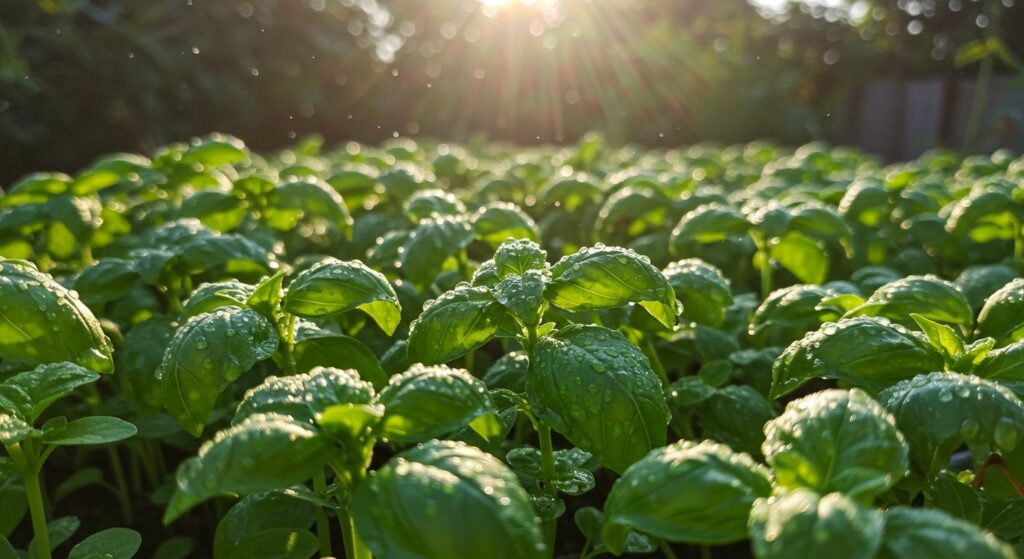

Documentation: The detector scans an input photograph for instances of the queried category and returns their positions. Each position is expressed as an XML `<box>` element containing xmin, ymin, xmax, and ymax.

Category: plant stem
<box><xmin>283</xmin><ymin>314</ymin><xmax>298</xmax><ymax>374</ymax></box>
<box><xmin>106</xmin><ymin>446</ymin><xmax>134</xmax><ymax>523</ymax></box>
<box><xmin>337</xmin><ymin>507</ymin><xmax>372</xmax><ymax>559</ymax></box>
<box><xmin>313</xmin><ymin>470</ymin><xmax>333</xmax><ymax>557</ymax></box>
<box><xmin>757</xmin><ymin>250</ymin><xmax>772</xmax><ymax>300</ymax></box>
<box><xmin>699</xmin><ymin>544</ymin><xmax>712</xmax><ymax>559</ymax></box>
<box><xmin>641</xmin><ymin>336</ymin><xmax>669</xmax><ymax>387</ymax></box>
<box><xmin>537</xmin><ymin>423</ymin><xmax>558</xmax><ymax>557</ymax></box>
<box><xmin>8</xmin><ymin>444</ymin><xmax>50</xmax><ymax>559</ymax></box>
<box><xmin>658</xmin><ymin>539</ymin><xmax>680</xmax><ymax>559</ymax></box>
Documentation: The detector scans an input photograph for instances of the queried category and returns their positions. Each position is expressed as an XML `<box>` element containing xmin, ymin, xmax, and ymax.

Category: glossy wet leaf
<box><xmin>749</xmin><ymin>490</ymin><xmax>883</xmax><ymax>559</ymax></box>
<box><xmin>545</xmin><ymin>245</ymin><xmax>676</xmax><ymax>329</ymax></box>
<box><xmin>234</xmin><ymin>367</ymin><xmax>375</xmax><ymax>425</ymax></box>
<box><xmin>527</xmin><ymin>325</ymin><xmax>668</xmax><ymax>474</ymax></box>
<box><xmin>493</xmin><ymin>238</ymin><xmax>548</xmax><ymax>279</ymax></box>
<box><xmin>473</xmin><ymin>203</ymin><xmax>539</xmax><ymax>245</ymax></box>
<box><xmin>377</xmin><ymin>364</ymin><xmax>495</xmax><ymax>443</ymax></box>
<box><xmin>400</xmin><ymin>215</ymin><xmax>474</xmax><ymax>289</ymax></box>
<box><xmin>0</xmin><ymin>259</ymin><xmax>114</xmax><ymax>372</ymax></box>
<box><xmin>181</xmin><ymin>281</ymin><xmax>255</xmax><ymax>320</ymax></box>
<box><xmin>662</xmin><ymin>259</ymin><xmax>733</xmax><ymax>327</ymax></box>
<box><xmin>878</xmin><ymin>372</ymin><xmax>1024</xmax><ymax>475</ymax></box>
<box><xmin>880</xmin><ymin>507</ymin><xmax>1015</xmax><ymax>559</ymax></box>
<box><xmin>976</xmin><ymin>278</ymin><xmax>1024</xmax><ymax>347</ymax></box>
<box><xmin>292</xmin><ymin>329</ymin><xmax>388</xmax><ymax>389</ymax></box>
<box><xmin>493</xmin><ymin>270</ymin><xmax>547</xmax><ymax>327</ymax></box>
<box><xmin>0</xmin><ymin>362</ymin><xmax>99</xmax><ymax>421</ymax></box>
<box><xmin>158</xmin><ymin>306</ymin><xmax>279</xmax><ymax>436</ymax></box>
<box><xmin>748</xmin><ymin>284</ymin><xmax>840</xmax><ymax>348</ymax></box>
<box><xmin>844</xmin><ymin>276</ymin><xmax>973</xmax><ymax>330</ymax></box>
<box><xmin>164</xmin><ymin>413</ymin><xmax>334</xmax><ymax>523</ymax></box>
<box><xmin>407</xmin><ymin>283</ymin><xmax>506</xmax><ymax>365</ymax></box>
<box><xmin>602</xmin><ymin>440</ymin><xmax>771</xmax><ymax>550</ymax></box>
<box><xmin>352</xmin><ymin>440</ymin><xmax>545</xmax><ymax>559</ymax></box>
<box><xmin>770</xmin><ymin>230</ymin><xmax>829</xmax><ymax>284</ymax></box>
<box><xmin>283</xmin><ymin>258</ymin><xmax>401</xmax><ymax>335</ymax></box>
<box><xmin>763</xmin><ymin>389</ymin><xmax>908</xmax><ymax>499</ymax></box>
<box><xmin>771</xmin><ymin>317</ymin><xmax>944</xmax><ymax>398</ymax></box>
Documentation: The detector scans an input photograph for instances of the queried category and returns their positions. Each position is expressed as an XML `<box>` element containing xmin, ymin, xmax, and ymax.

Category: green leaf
<box><xmin>912</xmin><ymin>313</ymin><xmax>966</xmax><ymax>362</ymax></box>
<box><xmin>573</xmin><ymin>507</ymin><xmax>654</xmax><ymax>555</ymax></box>
<box><xmin>973</xmin><ymin>342</ymin><xmax>1024</xmax><ymax>392</ymax></box>
<box><xmin>0</xmin><ymin>413</ymin><xmax>39</xmax><ymax>445</ymax></box>
<box><xmin>878</xmin><ymin>372</ymin><xmax>1024</xmax><ymax>475</ymax></box>
<box><xmin>506</xmin><ymin>446</ymin><xmax>596</xmax><ymax>495</ymax></box>
<box><xmin>0</xmin><ymin>259</ymin><xmax>114</xmax><ymax>372</ymax></box>
<box><xmin>158</xmin><ymin>306</ymin><xmax>279</xmax><ymax>437</ymax></box>
<box><xmin>400</xmin><ymin>215</ymin><xmax>474</xmax><ymax>289</ymax></box>
<box><xmin>662</xmin><ymin>259</ymin><xmax>732</xmax><ymax>327</ymax></box>
<box><xmin>880</xmin><ymin>507</ymin><xmax>1015</xmax><ymax>559</ymax></box>
<box><xmin>0</xmin><ymin>536</ymin><xmax>14</xmax><ymax>559</ymax></box>
<box><xmin>473</xmin><ymin>203</ymin><xmax>539</xmax><ymax>245</ymax></box>
<box><xmin>763</xmin><ymin>389</ymin><xmax>908</xmax><ymax>499</ymax></box>
<box><xmin>946</xmin><ymin>189</ymin><xmax>1020</xmax><ymax>243</ymax></box>
<box><xmin>265</xmin><ymin>179</ymin><xmax>352</xmax><ymax>235</ymax></box>
<box><xmin>404</xmin><ymin>189</ymin><xmax>466</xmax><ymax>220</ymax></box>
<box><xmin>2</xmin><ymin>173</ymin><xmax>70</xmax><ymax>206</ymax></box>
<box><xmin>180</xmin><ymin>134</ymin><xmax>248</xmax><ymax>166</ymax></box>
<box><xmin>493</xmin><ymin>270</ymin><xmax>547</xmax><ymax>327</ymax></box>
<box><xmin>43</xmin><ymin>416</ymin><xmax>136</xmax><ymax>446</ymax></box>
<box><xmin>247</xmin><ymin>271</ymin><xmax>286</xmax><ymax>323</ymax></box>
<box><xmin>602</xmin><ymin>440</ymin><xmax>771</xmax><ymax>551</ymax></box>
<box><xmin>377</xmin><ymin>364</ymin><xmax>495</xmax><ymax>443</ymax></box>
<box><xmin>119</xmin><ymin>317</ymin><xmax>177</xmax><ymax>410</ymax></box>
<box><xmin>68</xmin><ymin>527</ymin><xmax>142</xmax><ymax>559</ymax></box>
<box><xmin>164</xmin><ymin>413</ymin><xmax>334</xmax><ymax>523</ymax></box>
<box><xmin>545</xmin><ymin>245</ymin><xmax>677</xmax><ymax>329</ymax></box>
<box><xmin>181</xmin><ymin>281</ymin><xmax>255</xmax><ymax>320</ymax></box>
<box><xmin>352</xmin><ymin>440</ymin><xmax>545</xmax><ymax>559</ymax></box>
<box><xmin>178</xmin><ymin>190</ymin><xmax>247</xmax><ymax>233</ymax></box>
<box><xmin>73</xmin><ymin>258</ymin><xmax>142</xmax><ymax>306</ymax></box>
<box><xmin>213</xmin><ymin>491</ymin><xmax>316</xmax><ymax>559</ymax></box>
<box><xmin>977</xmin><ymin>279</ymin><xmax>1024</xmax><ymax>347</ymax></box>
<box><xmin>28</xmin><ymin>516</ymin><xmax>80</xmax><ymax>558</ymax></box>
<box><xmin>670</xmin><ymin>203</ymin><xmax>749</xmax><ymax>248</ymax></box>
<box><xmin>770</xmin><ymin>230</ymin><xmax>828</xmax><ymax>284</ymax></box>
<box><xmin>749</xmin><ymin>284</ymin><xmax>840</xmax><ymax>348</ymax></box>
<box><xmin>527</xmin><ymin>325</ymin><xmax>668</xmax><ymax>474</ymax></box>
<box><xmin>955</xmin><ymin>265</ymin><xmax>1018</xmax><ymax>312</ymax></box>
<box><xmin>225</xmin><ymin>528</ymin><xmax>319</xmax><ymax>559</ymax></box>
<box><xmin>925</xmin><ymin>475</ymin><xmax>982</xmax><ymax>523</ymax></box>
<box><xmin>770</xmin><ymin>317</ymin><xmax>944</xmax><ymax>398</ymax></box>
<box><xmin>407</xmin><ymin>283</ymin><xmax>506</xmax><ymax>365</ymax></box>
<box><xmin>283</xmin><ymin>258</ymin><xmax>401</xmax><ymax>336</ymax></box>
<box><xmin>493</xmin><ymin>238</ymin><xmax>548</xmax><ymax>279</ymax></box>
<box><xmin>234</xmin><ymin>367</ymin><xmax>375</xmax><ymax>426</ymax></box>
<box><xmin>0</xmin><ymin>362</ymin><xmax>98</xmax><ymax>421</ymax></box>
<box><xmin>845</xmin><ymin>276</ymin><xmax>973</xmax><ymax>330</ymax></box>
<box><xmin>696</xmin><ymin>385</ymin><xmax>775</xmax><ymax>457</ymax></box>
<box><xmin>292</xmin><ymin>330</ymin><xmax>388</xmax><ymax>390</ymax></box>
<box><xmin>749</xmin><ymin>490</ymin><xmax>883</xmax><ymax>559</ymax></box>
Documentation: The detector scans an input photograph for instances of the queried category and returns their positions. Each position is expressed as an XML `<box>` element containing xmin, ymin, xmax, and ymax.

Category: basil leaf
<box><xmin>0</xmin><ymin>413</ymin><xmax>39</xmax><ymax>445</ymax></box>
<box><xmin>283</xmin><ymin>258</ymin><xmax>401</xmax><ymax>336</ymax></box>
<box><xmin>878</xmin><ymin>372</ymin><xmax>1024</xmax><ymax>475</ymax></box>
<box><xmin>0</xmin><ymin>259</ymin><xmax>114</xmax><ymax>372</ymax></box>
<box><xmin>528</xmin><ymin>325</ymin><xmax>668</xmax><ymax>473</ymax></box>
<box><xmin>181</xmin><ymin>281</ymin><xmax>255</xmax><ymax>320</ymax></box>
<box><xmin>749</xmin><ymin>490</ymin><xmax>883</xmax><ymax>559</ymax></box>
<box><xmin>493</xmin><ymin>238</ymin><xmax>548</xmax><ymax>279</ymax></box>
<box><xmin>400</xmin><ymin>215</ymin><xmax>474</xmax><ymax>289</ymax></box>
<box><xmin>602</xmin><ymin>440</ymin><xmax>771</xmax><ymax>550</ymax></box>
<box><xmin>771</xmin><ymin>317</ymin><xmax>944</xmax><ymax>398</ymax></box>
<box><xmin>352</xmin><ymin>440</ymin><xmax>545</xmax><ymax>559</ymax></box>
<box><xmin>234</xmin><ymin>367</ymin><xmax>375</xmax><ymax>426</ymax></box>
<box><xmin>770</xmin><ymin>230</ymin><xmax>829</xmax><ymax>284</ymax></box>
<box><xmin>73</xmin><ymin>258</ymin><xmax>142</xmax><ymax>306</ymax></box>
<box><xmin>473</xmin><ymin>203</ymin><xmax>539</xmax><ymax>246</ymax></box>
<box><xmin>663</xmin><ymin>259</ymin><xmax>733</xmax><ymax>327</ymax></box>
<box><xmin>404</xmin><ymin>189</ymin><xmax>466</xmax><ymax>220</ymax></box>
<box><xmin>845</xmin><ymin>276</ymin><xmax>973</xmax><ymax>330</ymax></box>
<box><xmin>763</xmin><ymin>389</ymin><xmax>908</xmax><ymax>499</ymax></box>
<box><xmin>955</xmin><ymin>264</ymin><xmax>1018</xmax><ymax>312</ymax></box>
<box><xmin>749</xmin><ymin>284</ymin><xmax>839</xmax><ymax>348</ymax></box>
<box><xmin>973</xmin><ymin>342</ymin><xmax>1024</xmax><ymax>393</ymax></box>
<box><xmin>545</xmin><ymin>245</ymin><xmax>677</xmax><ymax>329</ymax></box>
<box><xmin>977</xmin><ymin>278</ymin><xmax>1024</xmax><ymax>347</ymax></box>
<box><xmin>119</xmin><ymin>317</ymin><xmax>177</xmax><ymax>411</ymax></box>
<box><xmin>880</xmin><ymin>507</ymin><xmax>1015</xmax><ymax>559</ymax></box>
<box><xmin>670</xmin><ymin>203</ymin><xmax>749</xmax><ymax>248</ymax></box>
<box><xmin>42</xmin><ymin>416</ymin><xmax>137</xmax><ymax>446</ymax></box>
<box><xmin>291</xmin><ymin>330</ymin><xmax>388</xmax><ymax>389</ymax></box>
<box><xmin>493</xmin><ymin>270</ymin><xmax>547</xmax><ymax>327</ymax></box>
<box><xmin>377</xmin><ymin>364</ymin><xmax>495</xmax><ymax>443</ymax></box>
<box><xmin>213</xmin><ymin>491</ymin><xmax>316</xmax><ymax>559</ymax></box>
<box><xmin>264</xmin><ymin>179</ymin><xmax>352</xmax><ymax>235</ymax></box>
<box><xmin>0</xmin><ymin>362</ymin><xmax>98</xmax><ymax>421</ymax></box>
<box><xmin>158</xmin><ymin>306</ymin><xmax>279</xmax><ymax>437</ymax></box>
<box><xmin>68</xmin><ymin>528</ymin><xmax>141</xmax><ymax>559</ymax></box>
<box><xmin>696</xmin><ymin>385</ymin><xmax>776</xmax><ymax>458</ymax></box>
<box><xmin>164</xmin><ymin>413</ymin><xmax>334</xmax><ymax>523</ymax></box>
<box><xmin>407</xmin><ymin>283</ymin><xmax>506</xmax><ymax>365</ymax></box>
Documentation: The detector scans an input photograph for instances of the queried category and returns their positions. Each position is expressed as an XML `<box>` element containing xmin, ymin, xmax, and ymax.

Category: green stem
<box><xmin>166</xmin><ymin>276</ymin><xmax>183</xmax><ymax>314</ymax></box>
<box><xmin>641</xmin><ymin>336</ymin><xmax>669</xmax><ymax>387</ymax></box>
<box><xmin>658</xmin><ymin>539</ymin><xmax>680</xmax><ymax>559</ymax></box>
<box><xmin>106</xmin><ymin>446</ymin><xmax>134</xmax><ymax>524</ymax></box>
<box><xmin>537</xmin><ymin>423</ymin><xmax>558</xmax><ymax>557</ymax></box>
<box><xmin>283</xmin><ymin>314</ymin><xmax>298</xmax><ymax>375</ymax></box>
<box><xmin>700</xmin><ymin>544</ymin><xmax>712</xmax><ymax>559</ymax></box>
<box><xmin>456</xmin><ymin>248</ymin><xmax>471</xmax><ymax>280</ymax></box>
<box><xmin>757</xmin><ymin>250</ymin><xmax>772</xmax><ymax>300</ymax></box>
<box><xmin>338</xmin><ymin>507</ymin><xmax>372</xmax><ymax>559</ymax></box>
<box><xmin>8</xmin><ymin>444</ymin><xmax>50</xmax><ymax>559</ymax></box>
<box><xmin>313</xmin><ymin>471</ymin><xmax>333</xmax><ymax>557</ymax></box>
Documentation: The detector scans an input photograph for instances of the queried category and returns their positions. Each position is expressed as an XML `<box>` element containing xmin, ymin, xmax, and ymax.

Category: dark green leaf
<box><xmin>68</xmin><ymin>528</ymin><xmax>142</xmax><ymax>559</ymax></box>
<box><xmin>234</xmin><ymin>367</ymin><xmax>374</xmax><ymax>426</ymax></box>
<box><xmin>43</xmin><ymin>416</ymin><xmax>136</xmax><ymax>446</ymax></box>
<box><xmin>283</xmin><ymin>258</ymin><xmax>401</xmax><ymax>335</ymax></box>
<box><xmin>407</xmin><ymin>283</ymin><xmax>506</xmax><ymax>365</ymax></box>
<box><xmin>749</xmin><ymin>490</ymin><xmax>883</xmax><ymax>559</ymax></box>
<box><xmin>880</xmin><ymin>507</ymin><xmax>1015</xmax><ymax>559</ymax></box>
<box><xmin>0</xmin><ymin>362</ymin><xmax>98</xmax><ymax>421</ymax></box>
<box><xmin>377</xmin><ymin>364</ymin><xmax>495</xmax><ymax>443</ymax></box>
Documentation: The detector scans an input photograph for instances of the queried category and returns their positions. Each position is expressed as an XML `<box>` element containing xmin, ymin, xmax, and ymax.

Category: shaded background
<box><xmin>1</xmin><ymin>0</ymin><xmax>1022</xmax><ymax>185</ymax></box>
